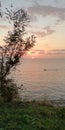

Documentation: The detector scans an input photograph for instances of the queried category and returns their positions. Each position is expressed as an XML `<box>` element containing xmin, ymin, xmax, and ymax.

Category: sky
<box><xmin>0</xmin><ymin>0</ymin><xmax>65</xmax><ymax>58</ymax></box>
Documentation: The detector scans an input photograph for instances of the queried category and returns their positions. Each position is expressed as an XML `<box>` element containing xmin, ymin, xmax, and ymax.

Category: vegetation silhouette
<box><xmin>0</xmin><ymin>2</ymin><xmax>35</xmax><ymax>102</ymax></box>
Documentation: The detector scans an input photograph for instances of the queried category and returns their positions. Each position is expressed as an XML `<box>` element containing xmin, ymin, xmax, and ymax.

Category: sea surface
<box><xmin>10</xmin><ymin>58</ymin><xmax>65</xmax><ymax>101</ymax></box>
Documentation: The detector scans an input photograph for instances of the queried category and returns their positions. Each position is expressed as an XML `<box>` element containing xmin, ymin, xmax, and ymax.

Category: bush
<box><xmin>1</xmin><ymin>79</ymin><xmax>19</xmax><ymax>102</ymax></box>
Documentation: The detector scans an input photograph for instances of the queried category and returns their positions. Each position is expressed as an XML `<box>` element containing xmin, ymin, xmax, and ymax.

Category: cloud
<box><xmin>27</xmin><ymin>49</ymin><xmax>65</xmax><ymax>58</ymax></box>
<box><xmin>33</xmin><ymin>49</ymin><xmax>65</xmax><ymax>55</ymax></box>
<box><xmin>38</xmin><ymin>50</ymin><xmax>45</xmax><ymax>54</ymax></box>
<box><xmin>0</xmin><ymin>25</ymin><xmax>10</xmax><ymax>29</ymax></box>
<box><xmin>32</xmin><ymin>49</ymin><xmax>65</xmax><ymax>56</ymax></box>
<box><xmin>34</xmin><ymin>31</ymin><xmax>47</xmax><ymax>37</ymax></box>
<box><xmin>29</xmin><ymin>49</ymin><xmax>45</xmax><ymax>54</ymax></box>
<box><xmin>54</xmin><ymin>0</ymin><xmax>59</xmax><ymax>4</ymax></box>
<box><xmin>47</xmin><ymin>49</ymin><xmax>65</xmax><ymax>55</ymax></box>
<box><xmin>32</xmin><ymin>26</ymin><xmax>55</xmax><ymax>37</ymax></box>
<box><xmin>44</xmin><ymin>26</ymin><xmax>55</xmax><ymax>35</ymax></box>
<box><xmin>30</xmin><ymin>50</ymin><xmax>36</xmax><ymax>54</ymax></box>
<box><xmin>28</xmin><ymin>5</ymin><xmax>65</xmax><ymax>22</ymax></box>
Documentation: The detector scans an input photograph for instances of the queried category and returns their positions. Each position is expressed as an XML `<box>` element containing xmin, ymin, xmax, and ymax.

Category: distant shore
<box><xmin>19</xmin><ymin>96</ymin><xmax>65</xmax><ymax>106</ymax></box>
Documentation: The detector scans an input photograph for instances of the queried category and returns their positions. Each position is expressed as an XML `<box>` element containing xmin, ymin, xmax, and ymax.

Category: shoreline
<box><xmin>19</xmin><ymin>98</ymin><xmax>65</xmax><ymax>107</ymax></box>
<box><xmin>44</xmin><ymin>100</ymin><xmax>65</xmax><ymax>107</ymax></box>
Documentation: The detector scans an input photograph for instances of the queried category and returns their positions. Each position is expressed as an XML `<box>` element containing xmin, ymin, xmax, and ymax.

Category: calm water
<box><xmin>10</xmin><ymin>58</ymin><xmax>65</xmax><ymax>101</ymax></box>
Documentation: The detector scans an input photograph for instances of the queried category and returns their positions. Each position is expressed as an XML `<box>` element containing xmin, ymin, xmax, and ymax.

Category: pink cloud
<box><xmin>32</xmin><ymin>26</ymin><xmax>55</xmax><ymax>37</ymax></box>
<box><xmin>30</xmin><ymin>49</ymin><xmax>65</xmax><ymax>55</ymax></box>
<box><xmin>0</xmin><ymin>25</ymin><xmax>10</xmax><ymax>29</ymax></box>
<box><xmin>47</xmin><ymin>49</ymin><xmax>65</xmax><ymax>55</ymax></box>
<box><xmin>29</xmin><ymin>49</ymin><xmax>45</xmax><ymax>54</ymax></box>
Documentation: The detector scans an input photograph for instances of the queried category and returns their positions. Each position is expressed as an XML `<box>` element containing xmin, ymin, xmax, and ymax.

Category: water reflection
<box><xmin>10</xmin><ymin>58</ymin><xmax>65</xmax><ymax>100</ymax></box>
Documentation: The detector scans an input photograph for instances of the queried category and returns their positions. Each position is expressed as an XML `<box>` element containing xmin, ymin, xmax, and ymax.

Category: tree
<box><xmin>0</xmin><ymin>3</ymin><xmax>35</xmax><ymax>101</ymax></box>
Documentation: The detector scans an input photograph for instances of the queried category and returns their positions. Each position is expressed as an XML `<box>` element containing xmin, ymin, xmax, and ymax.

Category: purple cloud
<box><xmin>28</xmin><ymin>5</ymin><xmax>65</xmax><ymax>22</ymax></box>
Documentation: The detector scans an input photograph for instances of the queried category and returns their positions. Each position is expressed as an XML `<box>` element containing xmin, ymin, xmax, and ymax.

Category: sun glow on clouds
<box><xmin>25</xmin><ymin>49</ymin><xmax>47</xmax><ymax>58</ymax></box>
<box><xmin>0</xmin><ymin>0</ymin><xmax>65</xmax><ymax>58</ymax></box>
<box><xmin>25</xmin><ymin>49</ymin><xmax>65</xmax><ymax>59</ymax></box>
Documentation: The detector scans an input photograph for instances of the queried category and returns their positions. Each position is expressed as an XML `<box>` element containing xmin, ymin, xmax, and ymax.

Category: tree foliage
<box><xmin>0</xmin><ymin>5</ymin><xmax>35</xmax><ymax>101</ymax></box>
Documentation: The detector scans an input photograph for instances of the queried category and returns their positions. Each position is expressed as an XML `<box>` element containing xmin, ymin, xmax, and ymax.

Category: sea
<box><xmin>10</xmin><ymin>58</ymin><xmax>65</xmax><ymax>101</ymax></box>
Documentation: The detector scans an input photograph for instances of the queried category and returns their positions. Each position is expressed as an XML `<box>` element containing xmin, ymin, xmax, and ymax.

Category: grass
<box><xmin>0</xmin><ymin>101</ymin><xmax>65</xmax><ymax>130</ymax></box>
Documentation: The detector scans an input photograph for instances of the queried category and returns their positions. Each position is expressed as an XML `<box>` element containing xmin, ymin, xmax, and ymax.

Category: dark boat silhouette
<box><xmin>44</xmin><ymin>69</ymin><xmax>47</xmax><ymax>71</ymax></box>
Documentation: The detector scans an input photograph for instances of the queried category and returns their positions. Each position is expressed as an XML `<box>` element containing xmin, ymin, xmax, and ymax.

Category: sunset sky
<box><xmin>0</xmin><ymin>0</ymin><xmax>65</xmax><ymax>58</ymax></box>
